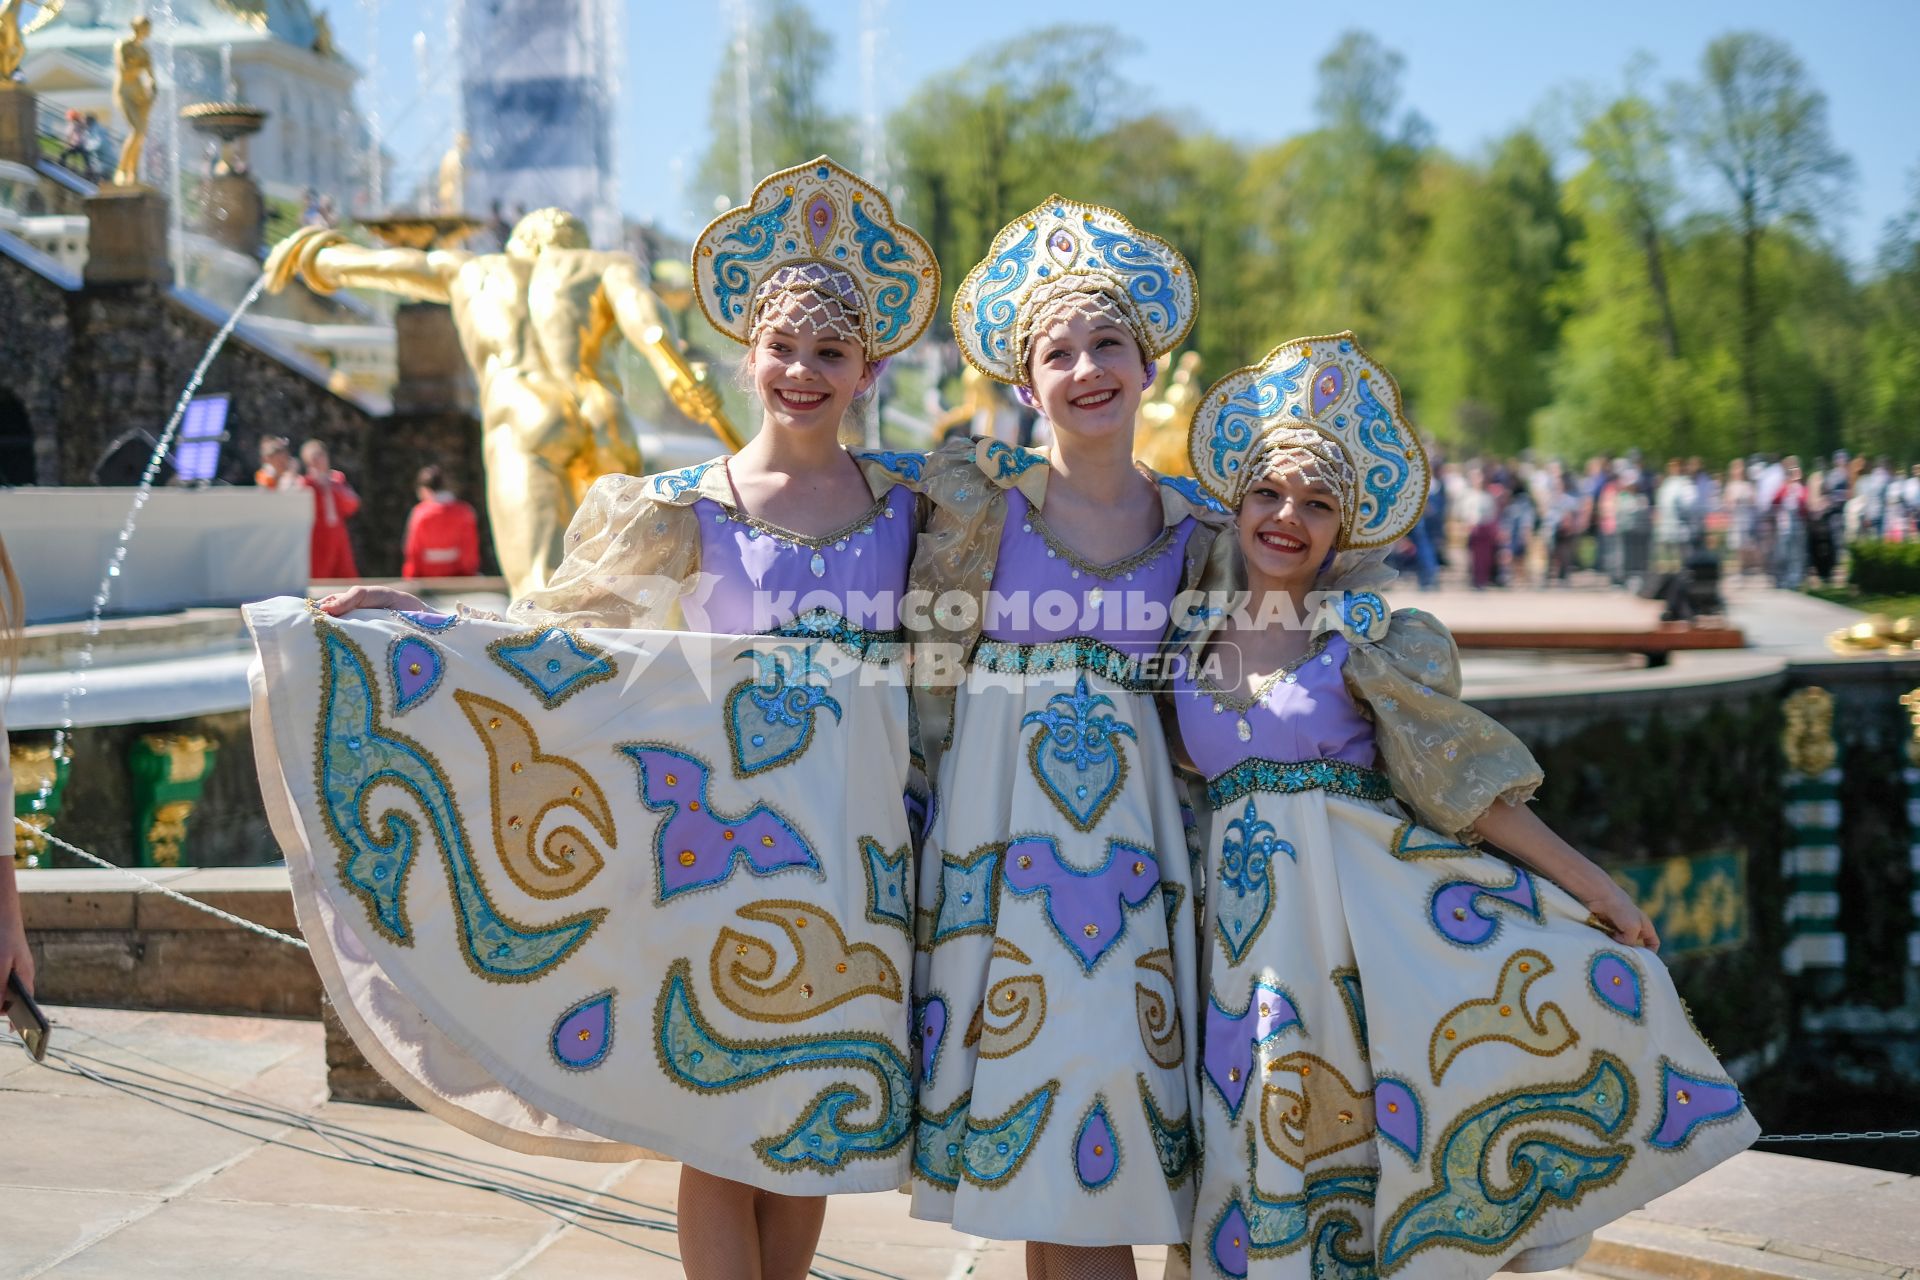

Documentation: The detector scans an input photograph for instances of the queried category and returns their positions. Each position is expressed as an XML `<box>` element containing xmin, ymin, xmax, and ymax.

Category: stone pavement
<box><xmin>7</xmin><ymin>1007</ymin><xmax>1918</xmax><ymax>1279</ymax></box>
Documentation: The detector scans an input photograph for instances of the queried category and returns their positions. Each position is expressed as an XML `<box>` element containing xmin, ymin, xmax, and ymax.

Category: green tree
<box><xmin>1856</xmin><ymin>166</ymin><xmax>1920</xmax><ymax>457</ymax></box>
<box><xmin>1239</xmin><ymin>31</ymin><xmax>1430</xmax><ymax>361</ymax></box>
<box><xmin>1403</xmin><ymin>132</ymin><xmax>1570</xmax><ymax>453</ymax></box>
<box><xmin>891</xmin><ymin>24</ymin><xmax>1143</xmax><ymax>324</ymax></box>
<box><xmin>696</xmin><ymin>0</ymin><xmax>853</xmax><ymax>208</ymax></box>
<box><xmin>1674</xmin><ymin>32</ymin><xmax>1853</xmax><ymax>452</ymax></box>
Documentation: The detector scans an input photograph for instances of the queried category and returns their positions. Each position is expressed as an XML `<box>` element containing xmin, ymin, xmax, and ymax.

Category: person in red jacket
<box><xmin>401</xmin><ymin>464</ymin><xmax>481</xmax><ymax>580</ymax></box>
<box><xmin>298</xmin><ymin>440</ymin><xmax>360</xmax><ymax>580</ymax></box>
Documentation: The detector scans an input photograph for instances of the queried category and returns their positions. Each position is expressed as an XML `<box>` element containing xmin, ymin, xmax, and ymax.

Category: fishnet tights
<box><xmin>677</xmin><ymin>1164</ymin><xmax>826</xmax><ymax>1280</ymax></box>
<box><xmin>1024</xmin><ymin>1242</ymin><xmax>1139</xmax><ymax>1280</ymax></box>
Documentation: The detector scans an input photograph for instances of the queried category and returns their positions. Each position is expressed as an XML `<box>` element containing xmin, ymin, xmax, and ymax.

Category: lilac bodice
<box><xmin>981</xmin><ymin>489</ymin><xmax>1194</xmax><ymax>655</ymax></box>
<box><xmin>1172</xmin><ymin>634</ymin><xmax>1376</xmax><ymax>777</ymax></box>
<box><xmin>690</xmin><ymin>485</ymin><xmax>912</xmax><ymax>633</ymax></box>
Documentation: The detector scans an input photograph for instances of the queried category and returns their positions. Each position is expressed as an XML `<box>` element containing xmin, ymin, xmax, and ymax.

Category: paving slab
<box><xmin>34</xmin><ymin>1198</ymin><xmax>557</xmax><ymax>1280</ymax></box>
<box><xmin>6</xmin><ymin>1006</ymin><xmax>1917</xmax><ymax>1280</ymax></box>
<box><xmin>0</xmin><ymin>1186</ymin><xmax>163</xmax><ymax>1280</ymax></box>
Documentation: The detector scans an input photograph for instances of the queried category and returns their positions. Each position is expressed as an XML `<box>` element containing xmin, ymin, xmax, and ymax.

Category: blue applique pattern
<box><xmin>1204</xmin><ymin>757</ymin><xmax>1393</xmax><ymax>811</ymax></box>
<box><xmin>1215</xmin><ymin>798</ymin><xmax>1292</xmax><ymax>964</ymax></box>
<box><xmin>924</xmin><ymin>844</ymin><xmax>1001</xmax><ymax>946</ymax></box>
<box><xmin>650</xmin><ymin>461</ymin><xmax>717</xmax><ymax>500</ymax></box>
<box><xmin>961</xmin><ymin>1082</ymin><xmax>1055</xmax><ymax>1188</ymax></box>
<box><xmin>967</xmin><ymin>224</ymin><xmax>1039</xmax><ymax>359</ymax></box>
<box><xmin>1138</xmin><ymin>1072</ymin><xmax>1195</xmax><ymax>1188</ymax></box>
<box><xmin>710</xmin><ymin>195</ymin><xmax>794</xmax><ymax>322</ymax></box>
<box><xmin>1330</xmin><ymin>966</ymin><xmax>1369</xmax><ymax>1054</ymax></box>
<box><xmin>1203</xmin><ymin>358</ymin><xmax>1308</xmax><ymax>487</ymax></box>
<box><xmin>312</xmin><ymin>621</ymin><xmax>603</xmax><ymax>980</ymax></box>
<box><xmin>851</xmin><ymin>198</ymin><xmax>920</xmax><ymax>346</ymax></box>
<box><xmin>654</xmin><ymin>958</ymin><xmax>912</xmax><ymax>1172</ymax></box>
<box><xmin>1083</xmin><ymin>219</ymin><xmax>1178</xmax><ymax>331</ymax></box>
<box><xmin>1157</xmin><ymin>471</ymin><xmax>1228</xmax><ymax>514</ymax></box>
<box><xmin>1389</xmin><ymin>820</ymin><xmax>1472</xmax><ymax>861</ymax></box>
<box><xmin>1377</xmin><ymin>1052</ymin><xmax>1636</xmax><ymax>1271</ymax></box>
<box><xmin>854</xmin><ymin>449</ymin><xmax>927</xmax><ymax>482</ymax></box>
<box><xmin>981</xmin><ymin>438</ymin><xmax>1047</xmax><ymax>482</ymax></box>
<box><xmin>1022</xmin><ymin>673</ymin><xmax>1138</xmax><ymax>831</ymax></box>
<box><xmin>724</xmin><ymin>644</ymin><xmax>844</xmax><ymax>778</ymax></box>
<box><xmin>1337</xmin><ymin>590</ymin><xmax>1388</xmax><ymax>641</ymax></box>
<box><xmin>486</xmin><ymin>628</ymin><xmax>617</xmax><ymax>709</ymax></box>
<box><xmin>861</xmin><ymin>836</ymin><xmax>912</xmax><ymax>932</ymax></box>
<box><xmin>1208</xmin><ymin>1138</ymin><xmax>1379</xmax><ymax>1277</ymax></box>
<box><xmin>1352</xmin><ymin>375</ymin><xmax>1412</xmax><ymax>538</ymax></box>
<box><xmin>913</xmin><ymin>1093</ymin><xmax>969</xmax><ymax>1189</ymax></box>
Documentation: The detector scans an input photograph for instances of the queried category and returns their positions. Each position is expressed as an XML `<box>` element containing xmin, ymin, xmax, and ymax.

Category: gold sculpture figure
<box><xmin>435</xmin><ymin>131</ymin><xmax>468</xmax><ymax>215</ymax></box>
<box><xmin>2</xmin><ymin>0</ymin><xmax>63</xmax><ymax>81</ymax></box>
<box><xmin>110</xmin><ymin>15</ymin><xmax>155</xmax><ymax>187</ymax></box>
<box><xmin>0</xmin><ymin>0</ymin><xmax>25</xmax><ymax>83</ymax></box>
<box><xmin>265</xmin><ymin>210</ymin><xmax>739</xmax><ymax>596</ymax></box>
<box><xmin>1133</xmin><ymin>349</ymin><xmax>1202</xmax><ymax>476</ymax></box>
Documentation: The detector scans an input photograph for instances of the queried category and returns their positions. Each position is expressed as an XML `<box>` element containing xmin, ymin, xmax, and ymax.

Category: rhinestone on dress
<box><xmin>809</xmin><ymin>552</ymin><xmax>827</xmax><ymax>578</ymax></box>
<box><xmin>1236</xmin><ymin>717</ymin><xmax>1252</xmax><ymax>742</ymax></box>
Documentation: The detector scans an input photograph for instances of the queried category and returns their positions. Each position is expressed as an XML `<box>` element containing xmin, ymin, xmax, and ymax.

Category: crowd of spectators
<box><xmin>1398</xmin><ymin>449</ymin><xmax>1920</xmax><ymax>593</ymax></box>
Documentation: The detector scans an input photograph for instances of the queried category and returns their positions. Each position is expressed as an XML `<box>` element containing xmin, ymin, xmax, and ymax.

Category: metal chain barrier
<box><xmin>1756</xmin><ymin>1129</ymin><xmax>1920</xmax><ymax>1143</ymax></box>
<box><xmin>14</xmin><ymin>816</ymin><xmax>309</xmax><ymax>951</ymax></box>
<box><xmin>16</xmin><ymin>829</ymin><xmax>1920</xmax><ymax>1147</ymax></box>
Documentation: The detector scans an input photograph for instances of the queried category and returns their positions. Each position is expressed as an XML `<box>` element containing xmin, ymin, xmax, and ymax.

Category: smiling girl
<box><xmin>266</xmin><ymin>158</ymin><xmax>938</xmax><ymax>1280</ymax></box>
<box><xmin>1173</xmin><ymin>334</ymin><xmax>1756</xmax><ymax>1279</ymax></box>
<box><xmin>904</xmin><ymin>200</ymin><xmax>1230</xmax><ymax>1277</ymax></box>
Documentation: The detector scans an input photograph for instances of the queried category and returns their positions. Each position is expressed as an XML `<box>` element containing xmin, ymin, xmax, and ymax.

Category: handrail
<box><xmin>32</xmin><ymin>97</ymin><xmax>122</xmax><ymax>182</ymax></box>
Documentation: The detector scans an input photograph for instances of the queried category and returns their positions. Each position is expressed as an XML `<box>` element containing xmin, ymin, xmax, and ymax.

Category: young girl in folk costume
<box><xmin>248</xmin><ymin>157</ymin><xmax>939</xmax><ymax>1280</ymax></box>
<box><xmin>908</xmin><ymin>199</ymin><xmax>1231</xmax><ymax>1276</ymax></box>
<box><xmin>1172</xmin><ymin>334</ymin><xmax>1757</xmax><ymax>1280</ymax></box>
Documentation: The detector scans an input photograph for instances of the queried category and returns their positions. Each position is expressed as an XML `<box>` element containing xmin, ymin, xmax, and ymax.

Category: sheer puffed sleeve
<box><xmin>502</xmin><ymin>473</ymin><xmax>701</xmax><ymax>630</ymax></box>
<box><xmin>1335</xmin><ymin>602</ymin><xmax>1543</xmax><ymax>843</ymax></box>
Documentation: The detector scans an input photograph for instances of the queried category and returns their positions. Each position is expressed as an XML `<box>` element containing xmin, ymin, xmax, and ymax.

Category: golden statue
<box><xmin>110</xmin><ymin>15</ymin><xmax>156</xmax><ymax>187</ymax></box>
<box><xmin>265</xmin><ymin>210</ymin><xmax>741</xmax><ymax>596</ymax></box>
<box><xmin>1133</xmin><ymin>349</ymin><xmax>1202</xmax><ymax>476</ymax></box>
<box><xmin>0</xmin><ymin>0</ymin><xmax>25</xmax><ymax>83</ymax></box>
<box><xmin>933</xmin><ymin>366</ymin><xmax>1006</xmax><ymax>442</ymax></box>
<box><xmin>435</xmin><ymin>131</ymin><xmax>468</xmax><ymax>215</ymax></box>
<box><xmin>2</xmin><ymin>0</ymin><xmax>62</xmax><ymax>81</ymax></box>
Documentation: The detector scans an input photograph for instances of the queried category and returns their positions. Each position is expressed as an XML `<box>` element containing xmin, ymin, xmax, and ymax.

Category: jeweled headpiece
<box><xmin>1189</xmin><ymin>332</ymin><xmax>1430</xmax><ymax>550</ymax></box>
<box><xmin>692</xmin><ymin>156</ymin><xmax>939</xmax><ymax>360</ymax></box>
<box><xmin>951</xmin><ymin>196</ymin><xmax>1196</xmax><ymax>386</ymax></box>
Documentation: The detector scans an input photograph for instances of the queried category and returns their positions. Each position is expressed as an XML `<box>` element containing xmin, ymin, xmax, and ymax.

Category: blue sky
<box><xmin>336</xmin><ymin>0</ymin><xmax>1920</xmax><ymax>265</ymax></box>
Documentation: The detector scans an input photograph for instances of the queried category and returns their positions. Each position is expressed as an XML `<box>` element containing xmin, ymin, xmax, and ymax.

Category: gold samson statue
<box><xmin>265</xmin><ymin>212</ymin><xmax>740</xmax><ymax>596</ymax></box>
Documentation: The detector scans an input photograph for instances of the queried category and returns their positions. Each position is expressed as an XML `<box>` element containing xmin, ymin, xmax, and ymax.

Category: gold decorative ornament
<box><xmin>1827</xmin><ymin>613</ymin><xmax>1918</xmax><ymax>655</ymax></box>
<box><xmin>1780</xmin><ymin>687</ymin><xmax>1838</xmax><ymax>775</ymax></box>
<box><xmin>1899</xmin><ymin>687</ymin><xmax>1920</xmax><ymax>767</ymax></box>
<box><xmin>262</xmin><ymin>213</ymin><xmax>739</xmax><ymax>597</ymax></box>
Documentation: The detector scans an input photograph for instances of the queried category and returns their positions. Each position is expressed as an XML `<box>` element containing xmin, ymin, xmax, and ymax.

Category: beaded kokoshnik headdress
<box><xmin>1188</xmin><ymin>331</ymin><xmax>1431</xmax><ymax>555</ymax></box>
<box><xmin>951</xmin><ymin>196</ymin><xmax>1197</xmax><ymax>386</ymax></box>
<box><xmin>692</xmin><ymin>156</ymin><xmax>940</xmax><ymax>361</ymax></box>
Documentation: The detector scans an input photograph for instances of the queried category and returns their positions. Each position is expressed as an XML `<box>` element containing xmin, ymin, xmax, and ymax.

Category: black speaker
<box><xmin>90</xmin><ymin>428</ymin><xmax>176</xmax><ymax>487</ymax></box>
